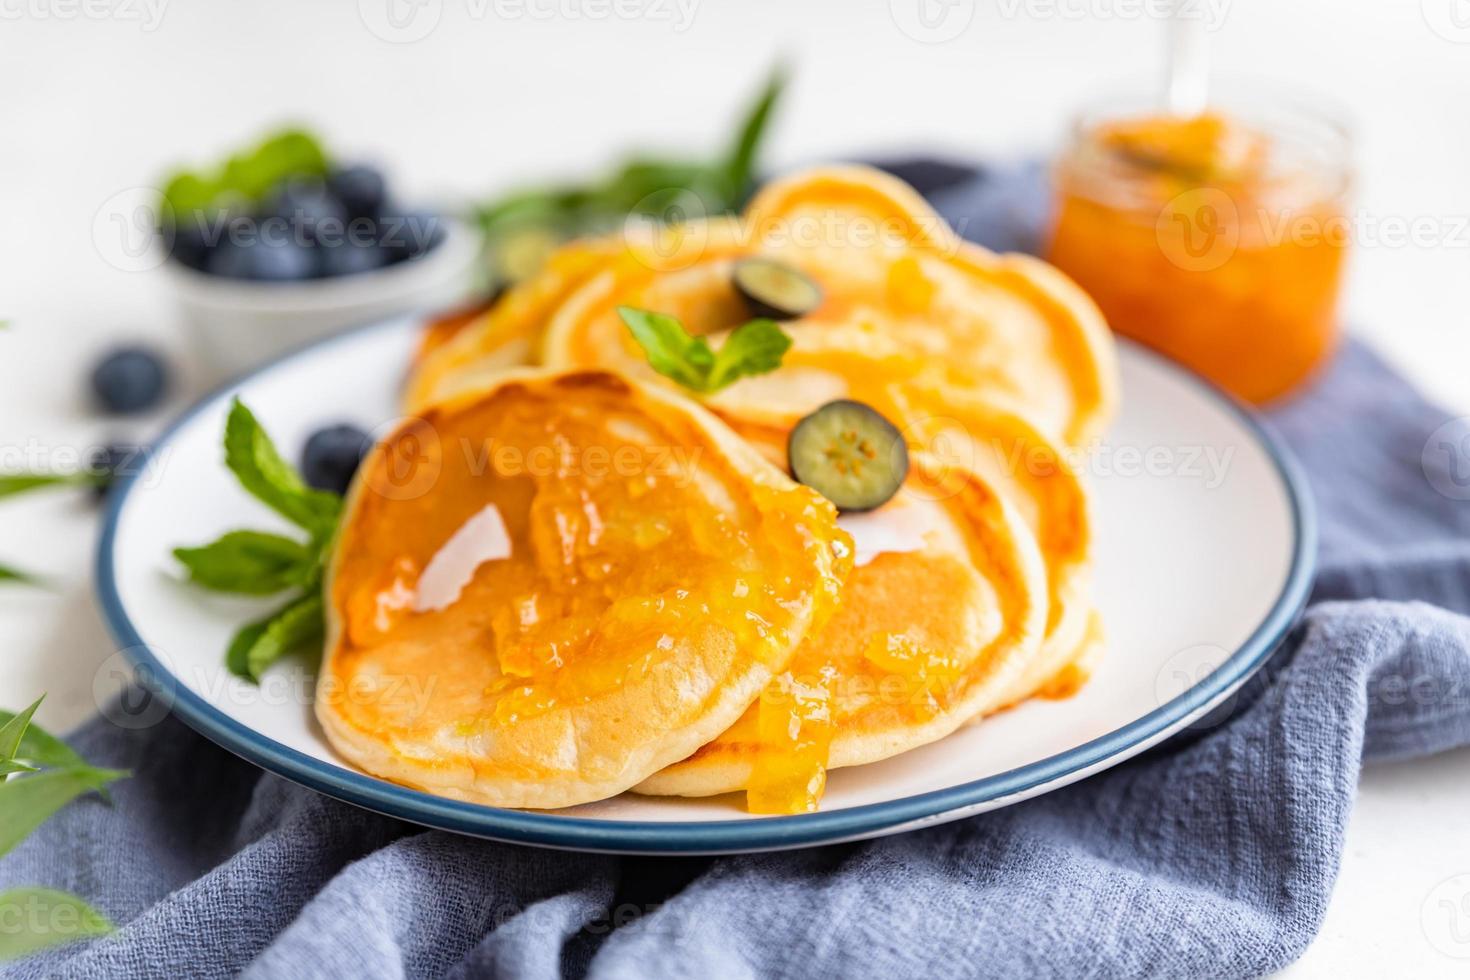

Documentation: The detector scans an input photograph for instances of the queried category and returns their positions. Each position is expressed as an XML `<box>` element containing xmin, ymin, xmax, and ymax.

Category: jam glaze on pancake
<box><xmin>318</xmin><ymin>370</ymin><xmax>852</xmax><ymax>809</ymax></box>
<box><xmin>635</xmin><ymin>455</ymin><xmax>1048</xmax><ymax>812</ymax></box>
<box><xmin>528</xmin><ymin>166</ymin><xmax>1117</xmax><ymax>449</ymax></box>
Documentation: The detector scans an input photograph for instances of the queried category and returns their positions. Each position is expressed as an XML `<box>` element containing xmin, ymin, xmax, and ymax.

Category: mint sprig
<box><xmin>618</xmin><ymin>307</ymin><xmax>791</xmax><ymax>395</ymax></box>
<box><xmin>174</xmin><ymin>399</ymin><xmax>342</xmax><ymax>681</ymax></box>
<box><xmin>0</xmin><ymin>695</ymin><xmax>124</xmax><ymax>962</ymax></box>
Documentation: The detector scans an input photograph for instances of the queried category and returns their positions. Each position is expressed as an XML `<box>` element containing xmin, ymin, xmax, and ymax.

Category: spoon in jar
<box><xmin>1163</xmin><ymin>1</ymin><xmax>1210</xmax><ymax>117</ymax></box>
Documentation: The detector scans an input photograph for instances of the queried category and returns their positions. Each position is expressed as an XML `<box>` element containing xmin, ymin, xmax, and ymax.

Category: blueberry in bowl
<box><xmin>156</xmin><ymin>128</ymin><xmax>475</xmax><ymax>373</ymax></box>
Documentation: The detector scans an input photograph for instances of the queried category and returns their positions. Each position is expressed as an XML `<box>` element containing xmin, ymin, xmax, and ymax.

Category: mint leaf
<box><xmin>225</xmin><ymin>615</ymin><xmax>273</xmax><ymax>679</ymax></box>
<box><xmin>0</xmin><ymin>697</ymin><xmax>43</xmax><ymax>763</ymax></box>
<box><xmin>723</xmin><ymin>66</ymin><xmax>786</xmax><ymax>203</ymax></box>
<box><xmin>0</xmin><ymin>564</ymin><xmax>46</xmax><ymax>588</ymax></box>
<box><xmin>618</xmin><ymin>307</ymin><xmax>790</xmax><ymax>395</ymax></box>
<box><xmin>0</xmin><ymin>472</ymin><xmax>104</xmax><ymax>500</ymax></box>
<box><xmin>174</xmin><ymin>530</ymin><xmax>312</xmax><ymax>595</ymax></box>
<box><xmin>229</xmin><ymin>590</ymin><xmax>325</xmax><ymax>681</ymax></box>
<box><xmin>707</xmin><ymin>318</ymin><xmax>792</xmax><ymax>390</ymax></box>
<box><xmin>617</xmin><ymin>307</ymin><xmax>716</xmax><ymax>391</ymax></box>
<box><xmin>0</xmin><ymin>766</ymin><xmax>127</xmax><ymax>858</ymax></box>
<box><xmin>223</xmin><ymin>399</ymin><xmax>341</xmax><ymax>537</ymax></box>
<box><xmin>0</xmin><ymin>887</ymin><xmax>114</xmax><ymax>960</ymax></box>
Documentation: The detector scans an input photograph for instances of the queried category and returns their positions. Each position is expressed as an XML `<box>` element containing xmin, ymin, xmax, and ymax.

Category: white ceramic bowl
<box><xmin>164</xmin><ymin>216</ymin><xmax>479</xmax><ymax>377</ymax></box>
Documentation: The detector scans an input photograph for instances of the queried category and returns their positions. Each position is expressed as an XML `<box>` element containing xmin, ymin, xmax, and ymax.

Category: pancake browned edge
<box><xmin>635</xmin><ymin>453</ymin><xmax>1048</xmax><ymax>801</ymax></box>
<box><xmin>317</xmin><ymin>368</ymin><xmax>850</xmax><ymax>809</ymax></box>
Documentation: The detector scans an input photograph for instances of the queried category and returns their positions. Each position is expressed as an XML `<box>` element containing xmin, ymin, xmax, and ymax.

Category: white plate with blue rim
<box><xmin>95</xmin><ymin>315</ymin><xmax>1315</xmax><ymax>855</ymax></box>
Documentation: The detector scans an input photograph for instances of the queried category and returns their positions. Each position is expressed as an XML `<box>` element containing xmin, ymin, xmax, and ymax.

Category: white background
<box><xmin>2</xmin><ymin>0</ymin><xmax>1469</xmax><ymax>974</ymax></box>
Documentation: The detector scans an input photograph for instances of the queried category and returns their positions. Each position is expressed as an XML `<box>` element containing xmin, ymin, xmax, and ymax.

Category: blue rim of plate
<box><xmin>95</xmin><ymin>317</ymin><xmax>1318</xmax><ymax>854</ymax></box>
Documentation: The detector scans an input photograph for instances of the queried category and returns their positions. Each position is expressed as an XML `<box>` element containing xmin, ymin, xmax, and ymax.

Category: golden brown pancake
<box><xmin>526</xmin><ymin>166</ymin><xmax>1118</xmax><ymax>448</ymax></box>
<box><xmin>318</xmin><ymin>369</ymin><xmax>851</xmax><ymax>809</ymax></box>
<box><xmin>636</xmin><ymin>454</ymin><xmax>1048</xmax><ymax>811</ymax></box>
<box><xmin>717</xmin><ymin>394</ymin><xmax>1098</xmax><ymax>720</ymax></box>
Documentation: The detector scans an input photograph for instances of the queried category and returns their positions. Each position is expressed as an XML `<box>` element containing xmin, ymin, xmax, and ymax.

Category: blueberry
<box><xmin>318</xmin><ymin>239</ymin><xmax>387</xmax><ymax>279</ymax></box>
<box><xmin>378</xmin><ymin>210</ymin><xmax>446</xmax><ymax>262</ymax></box>
<box><xmin>301</xmin><ymin>424</ymin><xmax>371</xmax><ymax>495</ymax></box>
<box><xmin>88</xmin><ymin>442</ymin><xmax>148</xmax><ymax>501</ymax></box>
<box><xmin>264</xmin><ymin>179</ymin><xmax>347</xmax><ymax>244</ymax></box>
<box><xmin>329</xmin><ymin>165</ymin><xmax>387</xmax><ymax>221</ymax></box>
<box><xmin>165</xmin><ymin>212</ymin><xmax>212</xmax><ymax>271</ymax></box>
<box><xmin>207</xmin><ymin>236</ymin><xmax>317</xmax><ymax>282</ymax></box>
<box><xmin>90</xmin><ymin>346</ymin><xmax>169</xmax><ymax>414</ymax></box>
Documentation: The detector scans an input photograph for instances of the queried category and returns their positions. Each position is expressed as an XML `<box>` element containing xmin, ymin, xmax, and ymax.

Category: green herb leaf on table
<box><xmin>618</xmin><ymin>307</ymin><xmax>791</xmax><ymax>395</ymax></box>
<box><xmin>0</xmin><ymin>888</ymin><xmax>114</xmax><ymax>961</ymax></box>
<box><xmin>223</xmin><ymin>399</ymin><xmax>341</xmax><ymax>539</ymax></box>
<box><xmin>0</xmin><ymin>700</ymin><xmax>125</xmax><ymax>962</ymax></box>
<box><xmin>0</xmin><ymin>697</ymin><xmax>44</xmax><ymax>763</ymax></box>
<box><xmin>0</xmin><ymin>766</ymin><xmax>127</xmax><ymax>858</ymax></box>
<box><xmin>0</xmin><ymin>472</ymin><xmax>105</xmax><ymax>500</ymax></box>
<box><xmin>173</xmin><ymin>530</ymin><xmax>315</xmax><ymax>595</ymax></box>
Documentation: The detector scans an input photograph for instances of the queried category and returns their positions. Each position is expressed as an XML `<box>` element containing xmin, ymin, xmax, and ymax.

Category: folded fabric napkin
<box><xmin>5</xmin><ymin>162</ymin><xmax>1470</xmax><ymax>980</ymax></box>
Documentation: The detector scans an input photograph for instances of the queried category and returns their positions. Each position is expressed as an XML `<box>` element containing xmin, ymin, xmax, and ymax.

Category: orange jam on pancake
<box><xmin>325</xmin><ymin>373</ymin><xmax>849</xmax><ymax>797</ymax></box>
<box><xmin>740</xmin><ymin>520</ymin><xmax>1001</xmax><ymax>814</ymax></box>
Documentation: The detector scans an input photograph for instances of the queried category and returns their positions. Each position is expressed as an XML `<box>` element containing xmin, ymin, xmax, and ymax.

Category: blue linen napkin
<box><xmin>5</xmin><ymin>162</ymin><xmax>1470</xmax><ymax>980</ymax></box>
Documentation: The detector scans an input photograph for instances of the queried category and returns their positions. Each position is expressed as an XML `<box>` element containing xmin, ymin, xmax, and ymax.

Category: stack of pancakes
<box><xmin>317</xmin><ymin>166</ymin><xmax>1118</xmax><ymax>813</ymax></box>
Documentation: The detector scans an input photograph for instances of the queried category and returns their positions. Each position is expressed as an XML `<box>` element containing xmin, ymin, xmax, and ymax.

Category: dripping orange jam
<box><xmin>326</xmin><ymin>373</ymin><xmax>848</xmax><ymax>786</ymax></box>
<box><xmin>743</xmin><ymin>542</ymin><xmax>1000</xmax><ymax>814</ymax></box>
<box><xmin>1048</xmin><ymin>106</ymin><xmax>1351</xmax><ymax>404</ymax></box>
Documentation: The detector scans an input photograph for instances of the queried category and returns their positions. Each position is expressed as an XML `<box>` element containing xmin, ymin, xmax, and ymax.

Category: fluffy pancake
<box><xmin>523</xmin><ymin>165</ymin><xmax>1117</xmax><ymax>447</ymax></box>
<box><xmin>721</xmin><ymin>391</ymin><xmax>1097</xmax><ymax>717</ymax></box>
<box><xmin>635</xmin><ymin>453</ymin><xmax>1048</xmax><ymax>811</ymax></box>
<box><xmin>318</xmin><ymin>369</ymin><xmax>851</xmax><ymax>809</ymax></box>
<box><xmin>401</xmin><ymin>167</ymin><xmax>1118</xmax><ymax>450</ymax></box>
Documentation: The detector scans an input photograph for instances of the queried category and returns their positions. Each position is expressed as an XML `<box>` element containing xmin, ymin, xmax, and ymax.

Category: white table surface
<box><xmin>3</xmin><ymin>1</ymin><xmax>1469</xmax><ymax>974</ymax></box>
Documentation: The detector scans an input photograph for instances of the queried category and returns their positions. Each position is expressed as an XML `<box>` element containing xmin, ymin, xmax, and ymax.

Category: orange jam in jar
<box><xmin>1047</xmin><ymin>103</ymin><xmax>1352</xmax><ymax>404</ymax></box>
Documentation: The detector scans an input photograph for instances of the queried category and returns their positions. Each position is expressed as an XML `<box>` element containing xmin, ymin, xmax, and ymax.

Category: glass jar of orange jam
<box><xmin>1047</xmin><ymin>102</ymin><xmax>1352</xmax><ymax>404</ymax></box>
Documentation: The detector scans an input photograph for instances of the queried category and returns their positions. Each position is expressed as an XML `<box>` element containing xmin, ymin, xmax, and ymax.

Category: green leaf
<box><xmin>173</xmin><ymin>530</ymin><xmax>312</xmax><ymax>596</ymax></box>
<box><xmin>617</xmin><ymin>307</ymin><xmax>717</xmax><ymax>392</ymax></box>
<box><xmin>229</xmin><ymin>590</ymin><xmax>325</xmax><ymax>681</ymax></box>
<box><xmin>0</xmin><ymin>760</ymin><xmax>38</xmax><ymax>777</ymax></box>
<box><xmin>0</xmin><ymin>766</ymin><xmax>127</xmax><ymax>858</ymax></box>
<box><xmin>0</xmin><ymin>887</ymin><xmax>114</xmax><ymax>961</ymax></box>
<box><xmin>0</xmin><ymin>564</ymin><xmax>47</xmax><ymax>589</ymax></box>
<box><xmin>160</xmin><ymin>126</ymin><xmax>330</xmax><ymax>224</ymax></box>
<box><xmin>0</xmin><ymin>697</ymin><xmax>43</xmax><ymax>763</ymax></box>
<box><xmin>618</xmin><ymin>307</ymin><xmax>790</xmax><ymax>395</ymax></box>
<box><xmin>225</xmin><ymin>615</ymin><xmax>273</xmax><ymax>679</ymax></box>
<box><xmin>723</xmin><ymin>66</ymin><xmax>787</xmax><ymax>203</ymax></box>
<box><xmin>0</xmin><ymin>472</ymin><xmax>103</xmax><ymax>500</ymax></box>
<box><xmin>0</xmin><ymin>707</ymin><xmax>112</xmax><ymax>802</ymax></box>
<box><xmin>223</xmin><ymin>399</ymin><xmax>341</xmax><ymax>536</ymax></box>
<box><xmin>707</xmin><ymin>318</ymin><xmax>792</xmax><ymax>391</ymax></box>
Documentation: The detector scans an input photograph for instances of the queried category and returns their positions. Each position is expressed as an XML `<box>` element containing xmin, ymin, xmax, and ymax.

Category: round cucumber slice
<box><xmin>732</xmin><ymin>258</ymin><xmax>822</xmax><ymax>321</ymax></box>
<box><xmin>788</xmin><ymin>400</ymin><xmax>909</xmax><ymax>512</ymax></box>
